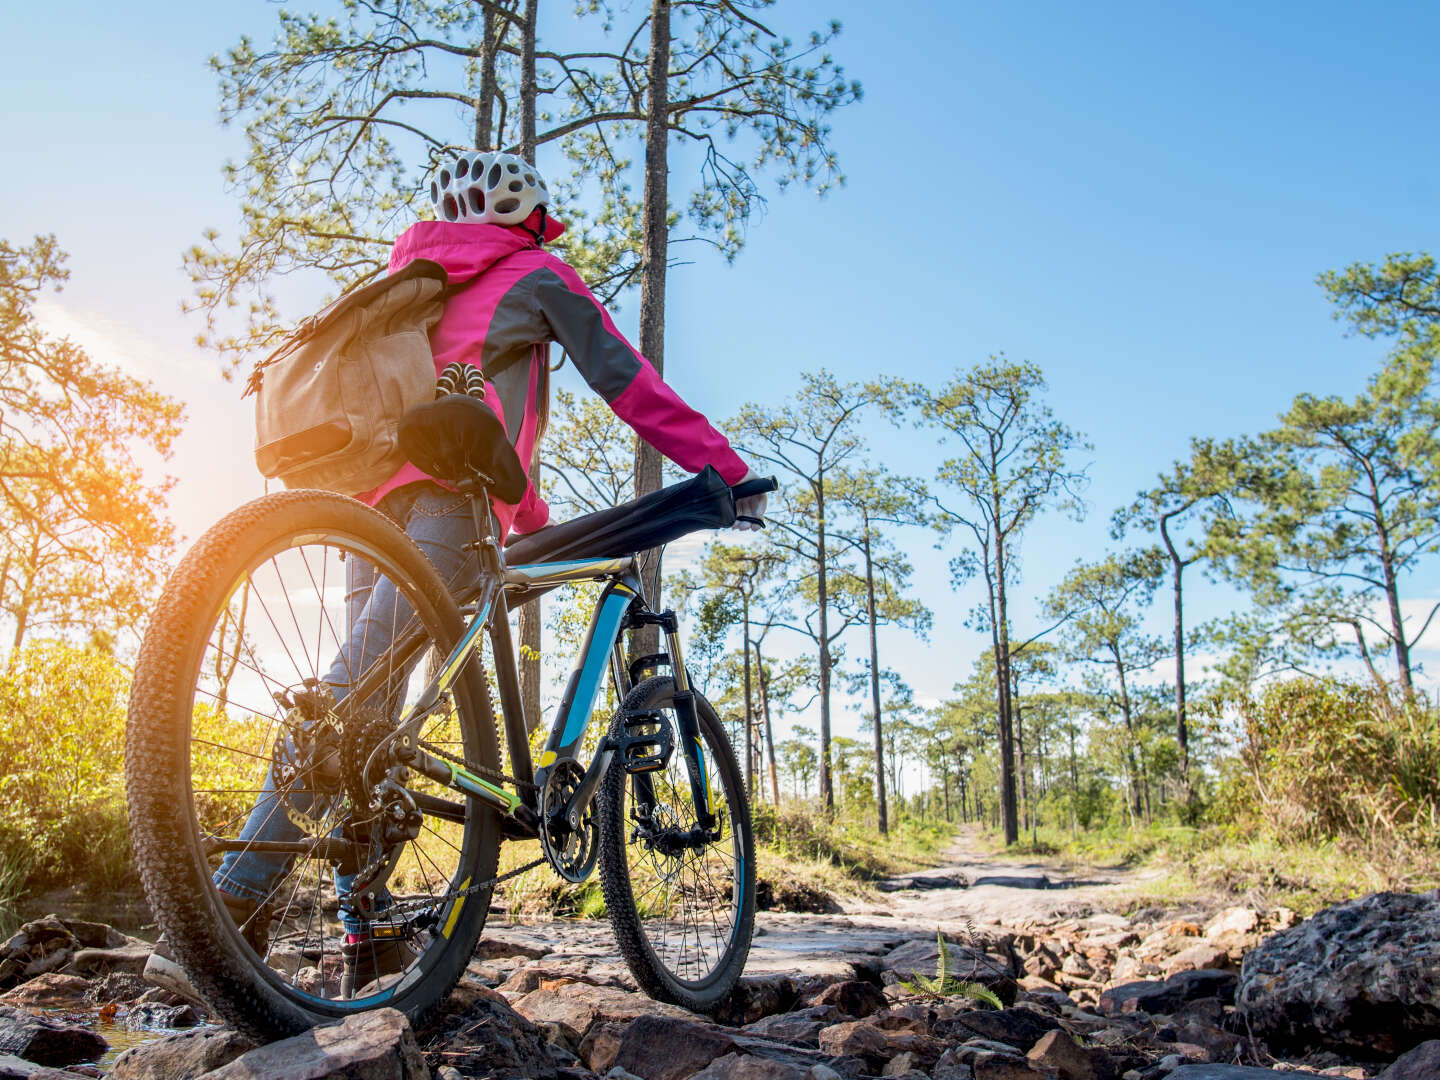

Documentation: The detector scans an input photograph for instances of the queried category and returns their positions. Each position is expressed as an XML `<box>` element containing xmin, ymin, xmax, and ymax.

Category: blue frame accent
<box><xmin>557</xmin><ymin>590</ymin><xmax>633</xmax><ymax>748</ymax></box>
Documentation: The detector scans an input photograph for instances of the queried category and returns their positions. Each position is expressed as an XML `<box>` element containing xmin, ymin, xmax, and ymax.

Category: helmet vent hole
<box><xmin>487</xmin><ymin>164</ymin><xmax>503</xmax><ymax>188</ymax></box>
<box><xmin>524</xmin><ymin>173</ymin><xmax>535</xmax><ymax>184</ymax></box>
<box><xmin>440</xmin><ymin>169</ymin><xmax>451</xmax><ymax>188</ymax></box>
<box><xmin>508</xmin><ymin>180</ymin><xmax>523</xmax><ymax>192</ymax></box>
<box><xmin>468</xmin><ymin>189</ymin><xmax>485</xmax><ymax>214</ymax></box>
<box><xmin>494</xmin><ymin>197</ymin><xmax>520</xmax><ymax>215</ymax></box>
<box><xmin>442</xmin><ymin>194</ymin><xmax>459</xmax><ymax>221</ymax></box>
<box><xmin>507</xmin><ymin>163</ymin><xmax>519</xmax><ymax>173</ymax></box>
<box><xmin>472</xmin><ymin>158</ymin><xmax>486</xmax><ymax>180</ymax></box>
<box><xmin>429</xmin><ymin>181</ymin><xmax>439</xmax><ymax>203</ymax></box>
<box><xmin>455</xmin><ymin>158</ymin><xmax>468</xmax><ymax>177</ymax></box>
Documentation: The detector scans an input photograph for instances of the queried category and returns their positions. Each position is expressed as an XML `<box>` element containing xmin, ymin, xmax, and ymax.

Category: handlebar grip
<box><xmin>731</xmin><ymin>475</ymin><xmax>778</xmax><ymax>499</ymax></box>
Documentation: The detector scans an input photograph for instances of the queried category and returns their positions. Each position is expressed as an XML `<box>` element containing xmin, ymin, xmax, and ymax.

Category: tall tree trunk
<box><xmin>742</xmin><ymin>591</ymin><xmax>754</xmax><ymax>798</ymax></box>
<box><xmin>815</xmin><ymin>475</ymin><xmax>834</xmax><ymax>810</ymax></box>
<box><xmin>1113</xmin><ymin>647</ymin><xmax>1147</xmax><ymax>821</ymax></box>
<box><xmin>755</xmin><ymin>641</ymin><xmax>780</xmax><ymax>805</ymax></box>
<box><xmin>634</xmin><ymin>0</ymin><xmax>671</xmax><ymax>655</ymax></box>
<box><xmin>1014</xmin><ymin>688</ymin><xmax>1029</xmax><ymax>834</ymax></box>
<box><xmin>991</xmin><ymin>531</ymin><xmax>1019</xmax><ymax>844</ymax></box>
<box><xmin>863</xmin><ymin>521</ymin><xmax>888</xmax><ymax>834</ymax></box>
<box><xmin>1159</xmin><ymin>510</ymin><xmax>1190</xmax><ymax>781</ymax></box>
<box><xmin>475</xmin><ymin>6</ymin><xmax>498</xmax><ymax>148</ymax></box>
<box><xmin>1368</xmin><ymin>488</ymin><xmax>1414</xmax><ymax>695</ymax></box>
<box><xmin>516</xmin><ymin>0</ymin><xmax>543</xmax><ymax>732</ymax></box>
<box><xmin>1067</xmin><ymin>722</ymin><xmax>1079</xmax><ymax>836</ymax></box>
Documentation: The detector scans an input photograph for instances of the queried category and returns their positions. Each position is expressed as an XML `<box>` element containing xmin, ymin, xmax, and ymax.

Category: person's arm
<box><xmin>529</xmin><ymin>260</ymin><xmax>748</xmax><ymax>485</ymax></box>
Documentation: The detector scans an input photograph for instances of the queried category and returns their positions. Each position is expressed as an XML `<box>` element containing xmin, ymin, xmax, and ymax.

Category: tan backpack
<box><xmin>243</xmin><ymin>259</ymin><xmax>455</xmax><ymax>495</ymax></box>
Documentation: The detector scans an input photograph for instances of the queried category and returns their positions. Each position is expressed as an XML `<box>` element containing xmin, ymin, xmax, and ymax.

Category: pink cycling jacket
<box><xmin>360</xmin><ymin>216</ymin><xmax>748</xmax><ymax>537</ymax></box>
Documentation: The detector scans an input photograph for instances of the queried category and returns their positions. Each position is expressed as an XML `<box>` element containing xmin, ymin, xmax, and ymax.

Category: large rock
<box><xmin>1166</xmin><ymin>1069</ymin><xmax>1287</xmax><ymax>1078</ymax></box>
<box><xmin>936</xmin><ymin>1008</ymin><xmax>1061</xmax><ymax>1053</ymax></box>
<box><xmin>1099</xmin><ymin>970</ymin><xmax>1235</xmax><ymax>1016</ymax></box>
<box><xmin>1379</xmin><ymin>1040</ymin><xmax>1440</xmax><ymax>1079</ymax></box>
<box><xmin>881</xmin><ymin>937</ymin><xmax>1016</xmax><ymax>1005</ymax></box>
<box><xmin>0</xmin><ymin>1054</ymin><xmax>76</xmax><ymax>1079</ymax></box>
<box><xmin>201</xmin><ymin>1009</ymin><xmax>429</xmax><ymax>1079</ymax></box>
<box><xmin>418</xmin><ymin>983</ymin><xmax>555</xmax><ymax>1079</ymax></box>
<box><xmin>64</xmin><ymin>944</ymin><xmax>152</xmax><ymax>978</ymax></box>
<box><xmin>612</xmin><ymin>1016</ymin><xmax>738</xmax><ymax>1080</ymax></box>
<box><xmin>810</xmin><ymin>981</ymin><xmax>886</xmax><ymax>1019</ymax></box>
<box><xmin>1237</xmin><ymin>890</ymin><xmax>1440</xmax><ymax>1054</ymax></box>
<box><xmin>612</xmin><ymin>1013</ymin><xmax>829</xmax><ymax>1079</ymax></box>
<box><xmin>710</xmin><ymin>975</ymin><xmax>797</xmax><ymax>1026</ymax></box>
<box><xmin>109</xmin><ymin>1028</ymin><xmax>258</xmax><ymax>1079</ymax></box>
<box><xmin>0</xmin><ymin>1004</ymin><xmax>107</xmax><ymax>1066</ymax></box>
<box><xmin>742</xmin><ymin>1006</ymin><xmax>841</xmax><ymax>1047</ymax></box>
<box><xmin>513</xmin><ymin>981</ymin><xmax>696</xmax><ymax>1040</ymax></box>
<box><xmin>688</xmin><ymin>1053</ymin><xmax>810</xmax><ymax>1080</ymax></box>
<box><xmin>0</xmin><ymin>974</ymin><xmax>92</xmax><ymax>1009</ymax></box>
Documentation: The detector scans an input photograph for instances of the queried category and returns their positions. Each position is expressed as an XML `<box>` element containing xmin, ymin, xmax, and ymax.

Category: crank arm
<box><xmin>559</xmin><ymin>747</ymin><xmax>614</xmax><ymax>832</ymax></box>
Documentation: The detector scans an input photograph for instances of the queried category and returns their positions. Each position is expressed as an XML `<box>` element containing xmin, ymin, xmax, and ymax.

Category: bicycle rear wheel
<box><xmin>596</xmin><ymin>676</ymin><xmax>756</xmax><ymax>1010</ymax></box>
<box><xmin>126</xmin><ymin>491</ymin><xmax>500</xmax><ymax>1039</ymax></box>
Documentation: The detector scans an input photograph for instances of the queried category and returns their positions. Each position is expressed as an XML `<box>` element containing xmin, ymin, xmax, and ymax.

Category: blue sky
<box><xmin>2</xmin><ymin>1</ymin><xmax>1437</xmax><ymax>730</ymax></box>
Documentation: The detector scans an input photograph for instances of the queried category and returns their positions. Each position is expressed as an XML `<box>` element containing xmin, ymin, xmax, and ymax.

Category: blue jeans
<box><xmin>213</xmin><ymin>485</ymin><xmax>477</xmax><ymax>934</ymax></box>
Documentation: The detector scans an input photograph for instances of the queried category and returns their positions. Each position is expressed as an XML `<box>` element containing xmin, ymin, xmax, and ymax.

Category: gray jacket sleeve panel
<box><xmin>531</xmin><ymin>267</ymin><xmax>642</xmax><ymax>403</ymax></box>
<box><xmin>480</xmin><ymin>270</ymin><xmax>552</xmax><ymax>377</ymax></box>
<box><xmin>490</xmin><ymin>355</ymin><xmax>540</xmax><ymax>447</ymax></box>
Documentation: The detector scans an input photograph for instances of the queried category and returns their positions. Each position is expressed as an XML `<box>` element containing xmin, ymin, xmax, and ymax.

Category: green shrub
<box><xmin>0</xmin><ymin>641</ymin><xmax>134</xmax><ymax>897</ymax></box>
<box><xmin>1238</xmin><ymin>678</ymin><xmax>1440</xmax><ymax>847</ymax></box>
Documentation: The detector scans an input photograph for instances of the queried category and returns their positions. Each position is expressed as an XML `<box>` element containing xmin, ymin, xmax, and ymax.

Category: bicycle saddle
<box><xmin>398</xmin><ymin>394</ymin><xmax>528</xmax><ymax>503</ymax></box>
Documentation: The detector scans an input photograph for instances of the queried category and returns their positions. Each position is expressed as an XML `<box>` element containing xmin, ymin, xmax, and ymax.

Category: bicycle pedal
<box><xmin>615</xmin><ymin>710</ymin><xmax>674</xmax><ymax>774</ymax></box>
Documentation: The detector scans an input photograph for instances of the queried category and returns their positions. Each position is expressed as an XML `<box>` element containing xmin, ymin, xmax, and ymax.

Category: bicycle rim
<box><xmin>600</xmin><ymin>678</ymin><xmax>754</xmax><ymax>998</ymax></box>
<box><xmin>129</xmin><ymin>492</ymin><xmax>497</xmax><ymax>1030</ymax></box>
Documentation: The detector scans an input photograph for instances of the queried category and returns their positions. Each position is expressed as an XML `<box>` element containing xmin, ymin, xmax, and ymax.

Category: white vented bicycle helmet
<box><xmin>430</xmin><ymin>151</ymin><xmax>549</xmax><ymax>227</ymax></box>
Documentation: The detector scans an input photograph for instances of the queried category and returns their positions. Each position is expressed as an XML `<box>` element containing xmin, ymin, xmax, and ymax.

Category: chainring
<box><xmin>539</xmin><ymin>762</ymin><xmax>599</xmax><ymax>883</ymax></box>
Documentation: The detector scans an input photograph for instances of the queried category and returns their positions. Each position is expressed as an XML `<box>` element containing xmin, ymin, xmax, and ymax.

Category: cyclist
<box><xmin>146</xmin><ymin>151</ymin><xmax>768</xmax><ymax>1001</ymax></box>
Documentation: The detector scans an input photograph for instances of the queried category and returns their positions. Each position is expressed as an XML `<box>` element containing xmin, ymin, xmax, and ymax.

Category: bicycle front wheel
<box><xmin>596</xmin><ymin>676</ymin><xmax>756</xmax><ymax>1010</ymax></box>
<box><xmin>126</xmin><ymin>491</ymin><xmax>500</xmax><ymax>1039</ymax></box>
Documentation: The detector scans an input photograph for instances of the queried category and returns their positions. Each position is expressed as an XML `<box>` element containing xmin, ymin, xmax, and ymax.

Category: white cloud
<box><xmin>33</xmin><ymin>296</ymin><xmax>187</xmax><ymax>384</ymax></box>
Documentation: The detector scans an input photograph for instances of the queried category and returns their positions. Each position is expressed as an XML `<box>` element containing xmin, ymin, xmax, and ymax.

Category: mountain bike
<box><xmin>125</xmin><ymin>393</ymin><xmax>776</xmax><ymax>1040</ymax></box>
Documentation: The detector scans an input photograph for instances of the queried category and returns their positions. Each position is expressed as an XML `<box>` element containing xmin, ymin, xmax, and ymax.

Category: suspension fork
<box><xmin>626</xmin><ymin>608</ymin><xmax>716</xmax><ymax>833</ymax></box>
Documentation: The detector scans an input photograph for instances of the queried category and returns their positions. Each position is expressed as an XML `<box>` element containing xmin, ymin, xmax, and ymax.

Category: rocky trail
<box><xmin>1</xmin><ymin>832</ymin><xmax>1437</xmax><ymax>1079</ymax></box>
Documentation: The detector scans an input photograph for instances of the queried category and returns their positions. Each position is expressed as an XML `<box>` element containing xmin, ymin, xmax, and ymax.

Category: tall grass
<box><xmin>1233</xmin><ymin>678</ymin><xmax>1440</xmax><ymax>848</ymax></box>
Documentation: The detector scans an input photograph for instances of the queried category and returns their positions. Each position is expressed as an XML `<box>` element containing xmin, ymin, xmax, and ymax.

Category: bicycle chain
<box><xmin>418</xmin><ymin>736</ymin><xmax>539</xmax><ymax>793</ymax></box>
<box><xmin>384</xmin><ymin>853</ymin><xmax>550</xmax><ymax>919</ymax></box>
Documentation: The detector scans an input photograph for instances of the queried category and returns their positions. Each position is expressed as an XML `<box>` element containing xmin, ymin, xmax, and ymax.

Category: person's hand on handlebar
<box><xmin>733</xmin><ymin>467</ymin><xmax>770</xmax><ymax>531</ymax></box>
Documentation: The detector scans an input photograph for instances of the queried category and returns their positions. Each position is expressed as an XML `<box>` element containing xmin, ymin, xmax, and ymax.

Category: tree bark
<box><xmin>515</xmin><ymin>0</ymin><xmax>542</xmax><ymax>732</ymax></box>
<box><xmin>519</xmin><ymin>0</ymin><xmax>537</xmax><ymax>157</ymax></box>
<box><xmin>476</xmin><ymin>6</ymin><xmax>498</xmax><ymax>148</ymax></box>
<box><xmin>990</xmin><ymin>524</ymin><xmax>1019</xmax><ymax>844</ymax></box>
<box><xmin>742</xmin><ymin>590</ymin><xmax>754</xmax><ymax>798</ymax></box>
<box><xmin>634</xmin><ymin>0</ymin><xmax>671</xmax><ymax>655</ymax></box>
<box><xmin>1158</xmin><ymin>508</ymin><xmax>1191</xmax><ymax>780</ymax></box>
<box><xmin>815</xmin><ymin>474</ymin><xmax>834</xmax><ymax>810</ymax></box>
<box><xmin>863</xmin><ymin>520</ymin><xmax>888</xmax><ymax>834</ymax></box>
<box><xmin>755</xmin><ymin>641</ymin><xmax>780</xmax><ymax>806</ymax></box>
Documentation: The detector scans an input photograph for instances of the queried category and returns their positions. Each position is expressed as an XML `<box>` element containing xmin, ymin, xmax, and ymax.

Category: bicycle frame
<box><xmin>342</xmin><ymin>493</ymin><xmax>711</xmax><ymax>845</ymax></box>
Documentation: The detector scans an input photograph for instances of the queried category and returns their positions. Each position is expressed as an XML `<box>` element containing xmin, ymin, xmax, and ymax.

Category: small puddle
<box><xmin>33</xmin><ymin>1006</ymin><xmax>209</xmax><ymax>1075</ymax></box>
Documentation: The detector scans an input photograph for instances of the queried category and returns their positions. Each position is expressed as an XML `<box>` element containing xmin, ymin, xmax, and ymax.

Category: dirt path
<box><xmin>842</xmin><ymin>826</ymin><xmax>1162</xmax><ymax>926</ymax></box>
<box><xmin>469</xmin><ymin>826</ymin><xmax>1163</xmax><ymax>985</ymax></box>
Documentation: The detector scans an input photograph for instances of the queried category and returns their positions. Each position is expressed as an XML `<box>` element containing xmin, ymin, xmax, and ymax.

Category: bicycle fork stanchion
<box><xmin>625</xmin><ymin>608</ymin><xmax>717</xmax><ymax>834</ymax></box>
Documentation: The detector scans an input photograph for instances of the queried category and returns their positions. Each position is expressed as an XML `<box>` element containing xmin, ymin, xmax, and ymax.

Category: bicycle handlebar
<box><xmin>730</xmin><ymin>475</ymin><xmax>778</xmax><ymax>500</ymax></box>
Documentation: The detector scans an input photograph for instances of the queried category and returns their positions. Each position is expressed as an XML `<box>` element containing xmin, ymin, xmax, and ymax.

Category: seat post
<box><xmin>458</xmin><ymin>478</ymin><xmax>498</xmax><ymax>548</ymax></box>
